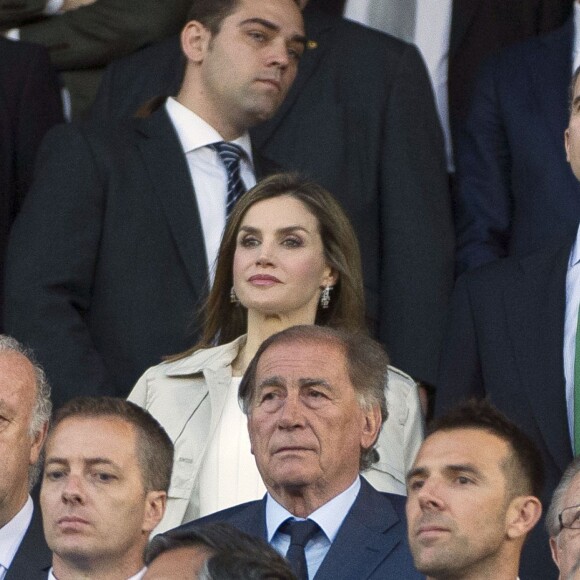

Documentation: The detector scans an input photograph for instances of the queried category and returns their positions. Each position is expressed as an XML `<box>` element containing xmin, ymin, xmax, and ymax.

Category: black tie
<box><xmin>209</xmin><ymin>141</ymin><xmax>247</xmax><ymax>216</ymax></box>
<box><xmin>280</xmin><ymin>519</ymin><xmax>320</xmax><ymax>580</ymax></box>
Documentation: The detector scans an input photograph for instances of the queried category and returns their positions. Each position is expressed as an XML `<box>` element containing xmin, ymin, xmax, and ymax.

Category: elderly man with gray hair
<box><xmin>176</xmin><ymin>325</ymin><xmax>420</xmax><ymax>580</ymax></box>
<box><xmin>547</xmin><ymin>457</ymin><xmax>580</xmax><ymax>579</ymax></box>
<box><xmin>0</xmin><ymin>335</ymin><xmax>52</xmax><ymax>579</ymax></box>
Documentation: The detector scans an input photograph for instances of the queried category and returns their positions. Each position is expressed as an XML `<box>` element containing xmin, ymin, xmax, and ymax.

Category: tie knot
<box><xmin>281</xmin><ymin>519</ymin><xmax>320</xmax><ymax>548</ymax></box>
<box><xmin>210</xmin><ymin>141</ymin><xmax>245</xmax><ymax>165</ymax></box>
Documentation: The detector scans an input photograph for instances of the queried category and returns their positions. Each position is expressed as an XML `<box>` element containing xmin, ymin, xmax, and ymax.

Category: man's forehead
<box><xmin>229</xmin><ymin>0</ymin><xmax>304</xmax><ymax>31</ymax></box>
<box><xmin>0</xmin><ymin>352</ymin><xmax>36</xmax><ymax>408</ymax></box>
<box><xmin>564</xmin><ymin>473</ymin><xmax>580</xmax><ymax>507</ymax></box>
<box><xmin>414</xmin><ymin>428</ymin><xmax>510</xmax><ymax>470</ymax></box>
<box><xmin>47</xmin><ymin>415</ymin><xmax>137</xmax><ymax>455</ymax></box>
<box><xmin>256</xmin><ymin>340</ymin><xmax>346</xmax><ymax>380</ymax></box>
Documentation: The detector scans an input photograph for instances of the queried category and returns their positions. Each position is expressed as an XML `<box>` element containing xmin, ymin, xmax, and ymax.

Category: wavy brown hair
<box><xmin>177</xmin><ymin>173</ymin><xmax>366</xmax><ymax>358</ymax></box>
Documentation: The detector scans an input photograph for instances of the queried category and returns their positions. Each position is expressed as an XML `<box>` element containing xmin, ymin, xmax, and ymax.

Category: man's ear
<box><xmin>505</xmin><ymin>495</ymin><xmax>542</xmax><ymax>540</ymax></box>
<box><xmin>29</xmin><ymin>420</ymin><xmax>49</xmax><ymax>466</ymax></box>
<box><xmin>360</xmin><ymin>404</ymin><xmax>382</xmax><ymax>451</ymax></box>
<box><xmin>142</xmin><ymin>491</ymin><xmax>167</xmax><ymax>533</ymax></box>
<box><xmin>181</xmin><ymin>20</ymin><xmax>212</xmax><ymax>64</ymax></box>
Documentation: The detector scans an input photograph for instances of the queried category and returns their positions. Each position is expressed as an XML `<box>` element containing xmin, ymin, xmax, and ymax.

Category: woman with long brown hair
<box><xmin>129</xmin><ymin>173</ymin><xmax>423</xmax><ymax>532</ymax></box>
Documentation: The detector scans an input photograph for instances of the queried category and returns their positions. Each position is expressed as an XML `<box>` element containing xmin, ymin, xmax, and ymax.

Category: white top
<box><xmin>0</xmin><ymin>496</ymin><xmax>33</xmax><ymax>580</ymax></box>
<box><xmin>164</xmin><ymin>97</ymin><xmax>256</xmax><ymax>280</ymax></box>
<box><xmin>564</xmin><ymin>223</ymin><xmax>580</xmax><ymax>449</ymax></box>
<box><xmin>343</xmin><ymin>0</ymin><xmax>454</xmax><ymax>171</ymax></box>
<box><xmin>198</xmin><ymin>376</ymin><xmax>266</xmax><ymax>517</ymax></box>
<box><xmin>48</xmin><ymin>567</ymin><xmax>146</xmax><ymax>580</ymax></box>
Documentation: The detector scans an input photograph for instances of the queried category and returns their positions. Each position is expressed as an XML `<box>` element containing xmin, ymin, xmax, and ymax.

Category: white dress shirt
<box><xmin>48</xmin><ymin>567</ymin><xmax>146</xmax><ymax>579</ymax></box>
<box><xmin>164</xmin><ymin>97</ymin><xmax>256</xmax><ymax>280</ymax></box>
<box><xmin>0</xmin><ymin>496</ymin><xmax>33</xmax><ymax>580</ymax></box>
<box><xmin>564</xmin><ymin>224</ymin><xmax>580</xmax><ymax>449</ymax></box>
<box><xmin>343</xmin><ymin>0</ymin><xmax>454</xmax><ymax>170</ymax></box>
<box><xmin>267</xmin><ymin>477</ymin><xmax>361</xmax><ymax>580</ymax></box>
<box><xmin>573</xmin><ymin>3</ymin><xmax>580</xmax><ymax>73</ymax></box>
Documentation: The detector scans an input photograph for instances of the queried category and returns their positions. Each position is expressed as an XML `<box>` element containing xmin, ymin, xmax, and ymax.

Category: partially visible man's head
<box><xmin>144</xmin><ymin>523</ymin><xmax>296</xmax><ymax>579</ymax></box>
<box><xmin>547</xmin><ymin>457</ymin><xmax>580</xmax><ymax>579</ymax></box>
<box><xmin>41</xmin><ymin>397</ymin><xmax>173</xmax><ymax>578</ymax></box>
<box><xmin>566</xmin><ymin>67</ymin><xmax>580</xmax><ymax>181</ymax></box>
<box><xmin>406</xmin><ymin>399</ymin><xmax>543</xmax><ymax>580</ymax></box>
<box><xmin>239</xmin><ymin>325</ymin><xmax>387</xmax><ymax>513</ymax></box>
<box><xmin>0</xmin><ymin>335</ymin><xmax>50</xmax><ymax>527</ymax></box>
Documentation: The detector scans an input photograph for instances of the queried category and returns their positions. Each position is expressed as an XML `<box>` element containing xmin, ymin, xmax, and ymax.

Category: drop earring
<box><xmin>320</xmin><ymin>285</ymin><xmax>332</xmax><ymax>309</ymax></box>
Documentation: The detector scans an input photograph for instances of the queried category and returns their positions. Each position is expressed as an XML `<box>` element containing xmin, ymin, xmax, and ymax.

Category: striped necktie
<box><xmin>210</xmin><ymin>141</ymin><xmax>247</xmax><ymax>216</ymax></box>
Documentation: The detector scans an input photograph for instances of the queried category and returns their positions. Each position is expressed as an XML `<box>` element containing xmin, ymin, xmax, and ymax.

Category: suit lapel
<box><xmin>449</xmin><ymin>0</ymin><xmax>480</xmax><ymax>58</ymax></box>
<box><xmin>504</xmin><ymin>243</ymin><xmax>573</xmax><ymax>473</ymax></box>
<box><xmin>314</xmin><ymin>480</ymin><xmax>404</xmax><ymax>580</ymax></box>
<box><xmin>526</xmin><ymin>18</ymin><xmax>573</xmax><ymax>154</ymax></box>
<box><xmin>133</xmin><ymin>108</ymin><xmax>209</xmax><ymax>302</ymax></box>
<box><xmin>251</xmin><ymin>8</ymin><xmax>336</xmax><ymax>149</ymax></box>
<box><xmin>6</xmin><ymin>504</ymin><xmax>51</xmax><ymax>580</ymax></box>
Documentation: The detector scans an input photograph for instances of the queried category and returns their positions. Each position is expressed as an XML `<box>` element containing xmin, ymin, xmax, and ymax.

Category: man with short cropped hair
<box><xmin>41</xmin><ymin>397</ymin><xmax>173</xmax><ymax>580</ymax></box>
<box><xmin>407</xmin><ymin>399</ymin><xmax>544</xmax><ymax>580</ymax></box>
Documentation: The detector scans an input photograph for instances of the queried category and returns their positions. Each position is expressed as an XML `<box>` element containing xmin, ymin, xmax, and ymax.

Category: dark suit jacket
<box><xmin>178</xmin><ymin>479</ymin><xmax>422</xmax><ymax>580</ymax></box>
<box><xmin>0</xmin><ymin>38</ymin><xmax>63</xmax><ymax>331</ymax></box>
<box><xmin>92</xmin><ymin>6</ymin><xmax>454</xmax><ymax>385</ymax></box>
<box><xmin>436</xmin><ymin>240</ymin><xmax>574</xmax><ymax>579</ymax></box>
<box><xmin>310</xmin><ymin>0</ymin><xmax>572</xmax><ymax>153</ymax></box>
<box><xmin>455</xmin><ymin>17</ymin><xmax>580</xmax><ymax>274</ymax></box>
<box><xmin>6</xmin><ymin>504</ymin><xmax>52</xmax><ymax>580</ymax></box>
<box><xmin>0</xmin><ymin>0</ymin><xmax>192</xmax><ymax>117</ymax></box>
<box><xmin>3</xmin><ymin>107</ymin><xmax>275</xmax><ymax>408</ymax></box>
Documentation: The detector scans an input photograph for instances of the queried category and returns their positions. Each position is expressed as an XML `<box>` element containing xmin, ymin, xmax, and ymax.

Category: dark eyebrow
<box><xmin>257</xmin><ymin>376</ymin><xmax>286</xmax><ymax>390</ymax></box>
<box><xmin>238</xmin><ymin>225</ymin><xmax>311</xmax><ymax>235</ymax></box>
<box><xmin>444</xmin><ymin>464</ymin><xmax>483</xmax><ymax>479</ymax></box>
<box><xmin>298</xmin><ymin>378</ymin><xmax>332</xmax><ymax>389</ymax></box>
<box><xmin>239</xmin><ymin>17</ymin><xmax>307</xmax><ymax>47</ymax></box>
<box><xmin>45</xmin><ymin>457</ymin><xmax>119</xmax><ymax>468</ymax></box>
<box><xmin>406</xmin><ymin>466</ymin><xmax>428</xmax><ymax>483</ymax></box>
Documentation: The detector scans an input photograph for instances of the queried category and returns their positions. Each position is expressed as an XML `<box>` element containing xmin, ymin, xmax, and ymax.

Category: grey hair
<box><xmin>0</xmin><ymin>335</ymin><xmax>51</xmax><ymax>487</ymax></box>
<box><xmin>238</xmin><ymin>325</ymin><xmax>389</xmax><ymax>471</ymax></box>
<box><xmin>546</xmin><ymin>456</ymin><xmax>580</xmax><ymax>537</ymax></box>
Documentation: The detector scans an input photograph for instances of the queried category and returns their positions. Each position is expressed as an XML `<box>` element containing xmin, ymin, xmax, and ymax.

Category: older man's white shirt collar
<box><xmin>266</xmin><ymin>476</ymin><xmax>361</xmax><ymax>543</ymax></box>
<box><xmin>0</xmin><ymin>495</ymin><xmax>33</xmax><ymax>577</ymax></box>
<box><xmin>47</xmin><ymin>567</ymin><xmax>146</xmax><ymax>579</ymax></box>
<box><xmin>165</xmin><ymin>97</ymin><xmax>253</xmax><ymax>163</ymax></box>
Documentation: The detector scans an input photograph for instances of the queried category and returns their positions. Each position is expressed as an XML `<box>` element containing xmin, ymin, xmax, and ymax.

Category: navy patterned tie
<box><xmin>280</xmin><ymin>519</ymin><xmax>320</xmax><ymax>580</ymax></box>
<box><xmin>210</xmin><ymin>141</ymin><xmax>247</xmax><ymax>216</ymax></box>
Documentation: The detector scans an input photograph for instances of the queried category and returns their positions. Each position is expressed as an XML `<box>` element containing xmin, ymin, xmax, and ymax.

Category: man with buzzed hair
<box><xmin>41</xmin><ymin>397</ymin><xmax>173</xmax><ymax>580</ymax></box>
<box><xmin>0</xmin><ymin>334</ymin><xmax>52</xmax><ymax>579</ymax></box>
<box><xmin>407</xmin><ymin>399</ymin><xmax>544</xmax><ymax>580</ymax></box>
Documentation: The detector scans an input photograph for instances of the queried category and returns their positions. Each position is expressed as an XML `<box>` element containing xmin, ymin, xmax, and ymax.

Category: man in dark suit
<box><xmin>92</xmin><ymin>0</ymin><xmax>453</xmax><ymax>387</ymax></box>
<box><xmin>0</xmin><ymin>38</ymin><xmax>63</xmax><ymax>332</ymax></box>
<box><xmin>0</xmin><ymin>335</ymin><xmax>52</xmax><ymax>579</ymax></box>
<box><xmin>310</xmin><ymin>0</ymin><xmax>571</xmax><ymax>162</ymax></box>
<box><xmin>435</xmin><ymin>67</ymin><xmax>580</xmax><ymax>580</ymax></box>
<box><xmin>407</xmin><ymin>399</ymin><xmax>544</xmax><ymax>580</ymax></box>
<box><xmin>3</xmin><ymin>0</ymin><xmax>305</xmax><ymax>409</ymax></box>
<box><xmin>455</xmin><ymin>9</ymin><xmax>580</xmax><ymax>274</ymax></box>
<box><xmin>177</xmin><ymin>326</ymin><xmax>421</xmax><ymax>580</ymax></box>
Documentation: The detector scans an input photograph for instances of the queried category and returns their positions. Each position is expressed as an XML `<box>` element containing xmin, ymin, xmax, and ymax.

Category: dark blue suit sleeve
<box><xmin>436</xmin><ymin>274</ymin><xmax>485</xmax><ymax>416</ymax></box>
<box><xmin>4</xmin><ymin>123</ymin><xmax>109</xmax><ymax>408</ymax></box>
<box><xmin>454</xmin><ymin>55</ymin><xmax>512</xmax><ymax>275</ymax></box>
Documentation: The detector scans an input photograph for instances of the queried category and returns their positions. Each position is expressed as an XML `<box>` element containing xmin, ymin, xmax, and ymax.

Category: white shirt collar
<box><xmin>0</xmin><ymin>496</ymin><xmax>33</xmax><ymax>572</ymax></box>
<box><xmin>573</xmin><ymin>2</ymin><xmax>580</xmax><ymax>71</ymax></box>
<box><xmin>266</xmin><ymin>476</ymin><xmax>361</xmax><ymax>543</ymax></box>
<box><xmin>568</xmin><ymin>222</ymin><xmax>580</xmax><ymax>269</ymax></box>
<box><xmin>164</xmin><ymin>96</ymin><xmax>253</xmax><ymax>163</ymax></box>
<box><xmin>48</xmin><ymin>567</ymin><xmax>146</xmax><ymax>580</ymax></box>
